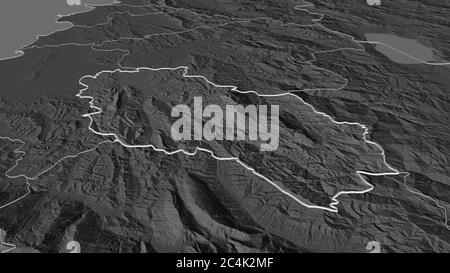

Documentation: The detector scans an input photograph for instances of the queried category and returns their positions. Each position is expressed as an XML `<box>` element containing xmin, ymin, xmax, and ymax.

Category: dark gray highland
<box><xmin>0</xmin><ymin>0</ymin><xmax>449</xmax><ymax>253</ymax></box>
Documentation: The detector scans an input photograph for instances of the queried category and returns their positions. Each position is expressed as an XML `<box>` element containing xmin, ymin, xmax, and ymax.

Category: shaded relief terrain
<box><xmin>0</xmin><ymin>0</ymin><xmax>449</xmax><ymax>253</ymax></box>
<box><xmin>79</xmin><ymin>68</ymin><xmax>393</xmax><ymax>209</ymax></box>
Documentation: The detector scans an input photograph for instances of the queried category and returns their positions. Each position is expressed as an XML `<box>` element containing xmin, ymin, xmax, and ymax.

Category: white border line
<box><xmin>356</xmin><ymin>40</ymin><xmax>450</xmax><ymax>65</ymax></box>
<box><xmin>0</xmin><ymin>1</ymin><xmax>153</xmax><ymax>62</ymax></box>
<box><xmin>76</xmin><ymin>66</ymin><xmax>400</xmax><ymax>213</ymax></box>
<box><xmin>0</xmin><ymin>137</ymin><xmax>30</xmax><ymax>211</ymax></box>
<box><xmin>294</xmin><ymin>2</ymin><xmax>450</xmax><ymax>66</ymax></box>
<box><xmin>0</xmin><ymin>137</ymin><xmax>28</xmax><ymax>254</ymax></box>
<box><xmin>0</xmin><ymin>0</ymin><xmax>448</xmax><ymax>252</ymax></box>
<box><xmin>2</xmin><ymin>0</ymin><xmax>449</xmax><ymax>221</ymax></box>
<box><xmin>293</xmin><ymin>1</ymin><xmax>449</xmax><ymax>228</ymax></box>
<box><xmin>0</xmin><ymin>228</ymin><xmax>16</xmax><ymax>253</ymax></box>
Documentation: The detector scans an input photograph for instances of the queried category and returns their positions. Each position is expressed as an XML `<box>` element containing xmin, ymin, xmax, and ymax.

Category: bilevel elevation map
<box><xmin>0</xmin><ymin>0</ymin><xmax>449</xmax><ymax>253</ymax></box>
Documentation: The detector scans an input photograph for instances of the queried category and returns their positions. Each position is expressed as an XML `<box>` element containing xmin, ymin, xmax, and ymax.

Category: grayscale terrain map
<box><xmin>0</xmin><ymin>0</ymin><xmax>449</xmax><ymax>253</ymax></box>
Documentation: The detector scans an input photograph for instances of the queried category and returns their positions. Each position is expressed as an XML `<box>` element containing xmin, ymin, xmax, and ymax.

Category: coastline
<box><xmin>0</xmin><ymin>0</ymin><xmax>119</xmax><ymax>61</ymax></box>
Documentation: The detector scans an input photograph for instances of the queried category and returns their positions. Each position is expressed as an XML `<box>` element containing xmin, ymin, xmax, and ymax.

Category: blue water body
<box><xmin>0</xmin><ymin>0</ymin><xmax>118</xmax><ymax>60</ymax></box>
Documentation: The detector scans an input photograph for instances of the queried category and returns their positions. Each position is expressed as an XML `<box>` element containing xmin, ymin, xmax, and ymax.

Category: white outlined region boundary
<box><xmin>0</xmin><ymin>0</ymin><xmax>448</xmax><ymax>253</ymax></box>
<box><xmin>0</xmin><ymin>137</ymin><xmax>30</xmax><ymax>211</ymax></box>
<box><xmin>76</xmin><ymin>66</ymin><xmax>401</xmax><ymax>213</ymax></box>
